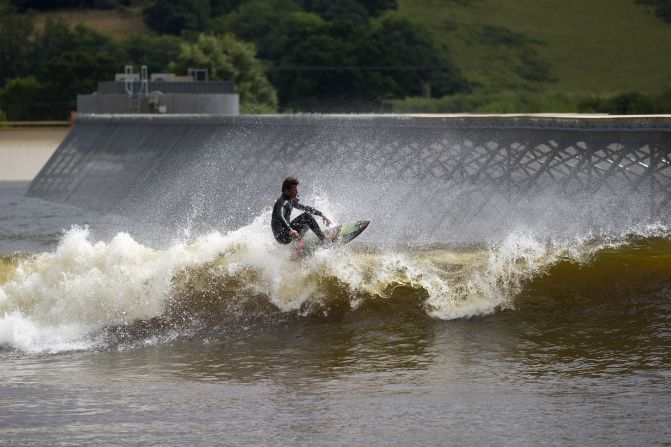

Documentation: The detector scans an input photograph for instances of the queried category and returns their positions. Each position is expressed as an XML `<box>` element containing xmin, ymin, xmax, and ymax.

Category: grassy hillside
<box><xmin>34</xmin><ymin>1</ymin><xmax>671</xmax><ymax>94</ymax></box>
<box><xmin>34</xmin><ymin>7</ymin><xmax>147</xmax><ymax>39</ymax></box>
<box><xmin>398</xmin><ymin>0</ymin><xmax>671</xmax><ymax>94</ymax></box>
<box><xmin>18</xmin><ymin>0</ymin><xmax>671</xmax><ymax>114</ymax></box>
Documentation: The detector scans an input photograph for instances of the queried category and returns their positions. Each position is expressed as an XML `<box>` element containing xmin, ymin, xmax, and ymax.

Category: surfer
<box><xmin>271</xmin><ymin>176</ymin><xmax>332</xmax><ymax>244</ymax></box>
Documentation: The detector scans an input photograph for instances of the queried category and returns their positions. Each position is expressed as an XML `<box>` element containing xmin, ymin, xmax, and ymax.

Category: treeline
<box><xmin>1</xmin><ymin>0</ymin><xmax>670</xmax><ymax>119</ymax></box>
<box><xmin>0</xmin><ymin>0</ymin><xmax>284</xmax><ymax>117</ymax></box>
<box><xmin>0</xmin><ymin>0</ymin><xmax>469</xmax><ymax>119</ymax></box>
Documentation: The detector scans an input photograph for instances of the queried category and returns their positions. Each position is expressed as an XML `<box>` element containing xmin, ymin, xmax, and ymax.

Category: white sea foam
<box><xmin>2</xmin><ymin>214</ymin><xmax>667</xmax><ymax>355</ymax></box>
<box><xmin>0</xmin><ymin>217</ymin><xmax>273</xmax><ymax>354</ymax></box>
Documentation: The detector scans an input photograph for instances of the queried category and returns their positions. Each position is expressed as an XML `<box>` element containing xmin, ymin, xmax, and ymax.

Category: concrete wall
<box><xmin>157</xmin><ymin>94</ymin><xmax>239</xmax><ymax>115</ymax></box>
<box><xmin>77</xmin><ymin>93</ymin><xmax>240</xmax><ymax>115</ymax></box>
<box><xmin>97</xmin><ymin>80</ymin><xmax>235</xmax><ymax>94</ymax></box>
<box><xmin>26</xmin><ymin>114</ymin><xmax>671</xmax><ymax>243</ymax></box>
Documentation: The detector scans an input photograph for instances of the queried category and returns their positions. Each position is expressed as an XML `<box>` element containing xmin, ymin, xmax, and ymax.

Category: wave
<box><xmin>1</xmin><ymin>214</ymin><xmax>669</xmax><ymax>355</ymax></box>
<box><xmin>516</xmin><ymin>232</ymin><xmax>671</xmax><ymax>311</ymax></box>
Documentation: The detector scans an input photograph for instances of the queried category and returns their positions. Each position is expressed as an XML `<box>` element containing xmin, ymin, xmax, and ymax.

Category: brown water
<box><xmin>1</xmin><ymin>182</ymin><xmax>670</xmax><ymax>446</ymax></box>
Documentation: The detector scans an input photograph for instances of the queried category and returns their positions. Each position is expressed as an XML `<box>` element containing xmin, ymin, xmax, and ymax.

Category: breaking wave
<box><xmin>1</xmin><ymin>212</ymin><xmax>669</xmax><ymax>355</ymax></box>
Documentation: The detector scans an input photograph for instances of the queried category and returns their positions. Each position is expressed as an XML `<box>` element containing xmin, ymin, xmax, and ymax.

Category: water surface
<box><xmin>1</xmin><ymin>182</ymin><xmax>670</xmax><ymax>446</ymax></box>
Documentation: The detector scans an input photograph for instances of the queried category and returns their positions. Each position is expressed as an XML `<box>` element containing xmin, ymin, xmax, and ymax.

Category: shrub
<box><xmin>389</xmin><ymin>90</ymin><xmax>671</xmax><ymax>114</ymax></box>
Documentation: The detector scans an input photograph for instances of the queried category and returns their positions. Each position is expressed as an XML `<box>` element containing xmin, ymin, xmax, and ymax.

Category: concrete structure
<box><xmin>77</xmin><ymin>93</ymin><xmax>239</xmax><ymax>115</ymax></box>
<box><xmin>77</xmin><ymin>69</ymin><xmax>239</xmax><ymax>115</ymax></box>
<box><xmin>26</xmin><ymin>114</ymin><xmax>671</xmax><ymax>243</ymax></box>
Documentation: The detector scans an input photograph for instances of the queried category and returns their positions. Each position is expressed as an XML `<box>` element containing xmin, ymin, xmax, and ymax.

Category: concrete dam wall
<box><xmin>27</xmin><ymin>114</ymin><xmax>671</xmax><ymax>243</ymax></box>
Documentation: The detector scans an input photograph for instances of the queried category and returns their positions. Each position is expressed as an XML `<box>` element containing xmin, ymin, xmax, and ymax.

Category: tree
<box><xmin>359</xmin><ymin>0</ymin><xmax>397</xmax><ymax>16</ymax></box>
<box><xmin>35</xmin><ymin>51</ymin><xmax>118</xmax><ymax>118</ymax></box>
<box><xmin>298</xmin><ymin>0</ymin><xmax>396</xmax><ymax>21</ymax></box>
<box><xmin>33</xmin><ymin>20</ymin><xmax>117</xmax><ymax>71</ymax></box>
<box><xmin>272</xmin><ymin>14</ymin><xmax>469</xmax><ymax>111</ymax></box>
<box><xmin>302</xmin><ymin>0</ymin><xmax>369</xmax><ymax>24</ymax></box>
<box><xmin>208</xmin><ymin>0</ymin><xmax>300</xmax><ymax>60</ymax></box>
<box><xmin>2</xmin><ymin>51</ymin><xmax>118</xmax><ymax>120</ymax></box>
<box><xmin>11</xmin><ymin>0</ymin><xmax>134</xmax><ymax>10</ymax></box>
<box><xmin>0</xmin><ymin>77</ymin><xmax>53</xmax><ymax>120</ymax></box>
<box><xmin>368</xmin><ymin>14</ymin><xmax>469</xmax><ymax>97</ymax></box>
<box><xmin>11</xmin><ymin>0</ymin><xmax>81</xmax><ymax>10</ymax></box>
<box><xmin>657</xmin><ymin>0</ymin><xmax>671</xmax><ymax>21</ymax></box>
<box><xmin>8</xmin><ymin>19</ymin><xmax>125</xmax><ymax>119</ymax></box>
<box><xmin>121</xmin><ymin>33</ymin><xmax>183</xmax><ymax>73</ymax></box>
<box><xmin>41</xmin><ymin>50</ymin><xmax>118</xmax><ymax>96</ymax></box>
<box><xmin>170</xmin><ymin>33</ymin><xmax>278</xmax><ymax>113</ymax></box>
<box><xmin>638</xmin><ymin>0</ymin><xmax>671</xmax><ymax>23</ymax></box>
<box><xmin>0</xmin><ymin>0</ymin><xmax>34</xmax><ymax>83</ymax></box>
<box><xmin>143</xmin><ymin>0</ymin><xmax>211</xmax><ymax>35</ymax></box>
<box><xmin>273</xmin><ymin>23</ymin><xmax>396</xmax><ymax>111</ymax></box>
<box><xmin>209</xmin><ymin>0</ymin><xmax>245</xmax><ymax>16</ymax></box>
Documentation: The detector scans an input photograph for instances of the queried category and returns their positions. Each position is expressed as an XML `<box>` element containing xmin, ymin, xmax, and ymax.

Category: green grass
<box><xmin>398</xmin><ymin>0</ymin><xmax>671</xmax><ymax>94</ymax></box>
<box><xmin>389</xmin><ymin>89</ymin><xmax>671</xmax><ymax>114</ymax></box>
<box><xmin>34</xmin><ymin>7</ymin><xmax>147</xmax><ymax>39</ymax></box>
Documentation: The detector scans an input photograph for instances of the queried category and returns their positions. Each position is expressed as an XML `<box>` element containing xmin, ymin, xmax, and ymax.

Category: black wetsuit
<box><xmin>271</xmin><ymin>194</ymin><xmax>326</xmax><ymax>244</ymax></box>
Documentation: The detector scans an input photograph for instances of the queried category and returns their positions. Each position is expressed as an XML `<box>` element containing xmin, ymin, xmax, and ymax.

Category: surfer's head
<box><xmin>282</xmin><ymin>176</ymin><xmax>299</xmax><ymax>199</ymax></box>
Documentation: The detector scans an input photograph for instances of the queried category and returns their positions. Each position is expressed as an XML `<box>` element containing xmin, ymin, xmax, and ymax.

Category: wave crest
<box><xmin>1</xmin><ymin>219</ymin><xmax>669</xmax><ymax>355</ymax></box>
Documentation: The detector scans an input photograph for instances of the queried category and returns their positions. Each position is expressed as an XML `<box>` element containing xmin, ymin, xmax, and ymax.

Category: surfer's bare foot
<box><xmin>323</xmin><ymin>231</ymin><xmax>336</xmax><ymax>246</ymax></box>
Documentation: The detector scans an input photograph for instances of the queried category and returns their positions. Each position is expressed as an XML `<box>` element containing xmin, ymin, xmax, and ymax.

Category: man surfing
<box><xmin>271</xmin><ymin>176</ymin><xmax>332</xmax><ymax>245</ymax></box>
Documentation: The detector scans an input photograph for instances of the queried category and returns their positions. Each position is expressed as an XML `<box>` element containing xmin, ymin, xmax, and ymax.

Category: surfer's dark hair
<box><xmin>282</xmin><ymin>176</ymin><xmax>299</xmax><ymax>192</ymax></box>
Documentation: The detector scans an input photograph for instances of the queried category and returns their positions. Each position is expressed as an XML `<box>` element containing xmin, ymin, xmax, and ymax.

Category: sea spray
<box><xmin>0</xmin><ymin>219</ymin><xmax>276</xmax><ymax>354</ymax></box>
<box><xmin>2</xmin><ymin>216</ymin><xmax>669</xmax><ymax>355</ymax></box>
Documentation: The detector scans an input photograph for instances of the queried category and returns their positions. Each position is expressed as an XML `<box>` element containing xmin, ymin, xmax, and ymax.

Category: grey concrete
<box><xmin>77</xmin><ymin>95</ymin><xmax>128</xmax><ymax>114</ymax></box>
<box><xmin>77</xmin><ymin>94</ymin><xmax>240</xmax><ymax>115</ymax></box>
<box><xmin>26</xmin><ymin>114</ymin><xmax>671</xmax><ymax>244</ymax></box>
<box><xmin>97</xmin><ymin>80</ymin><xmax>235</xmax><ymax>94</ymax></box>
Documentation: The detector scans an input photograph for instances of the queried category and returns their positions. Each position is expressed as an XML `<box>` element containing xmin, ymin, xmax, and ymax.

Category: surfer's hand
<box><xmin>322</xmin><ymin>216</ymin><xmax>332</xmax><ymax>227</ymax></box>
<box><xmin>290</xmin><ymin>229</ymin><xmax>299</xmax><ymax>239</ymax></box>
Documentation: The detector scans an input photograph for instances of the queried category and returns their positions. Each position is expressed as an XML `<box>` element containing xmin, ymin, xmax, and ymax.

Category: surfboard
<box><xmin>292</xmin><ymin>220</ymin><xmax>370</xmax><ymax>258</ymax></box>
